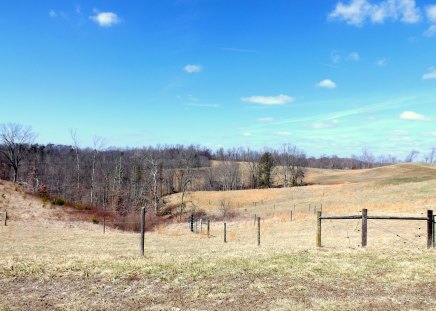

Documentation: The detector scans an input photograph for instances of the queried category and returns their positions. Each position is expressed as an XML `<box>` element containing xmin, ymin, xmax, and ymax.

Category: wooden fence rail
<box><xmin>317</xmin><ymin>209</ymin><xmax>434</xmax><ymax>249</ymax></box>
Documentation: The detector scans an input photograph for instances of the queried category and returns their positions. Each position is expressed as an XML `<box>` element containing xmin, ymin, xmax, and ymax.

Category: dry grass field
<box><xmin>0</xmin><ymin>164</ymin><xmax>435</xmax><ymax>310</ymax></box>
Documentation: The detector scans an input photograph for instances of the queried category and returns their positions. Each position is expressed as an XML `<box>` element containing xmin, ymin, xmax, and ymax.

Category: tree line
<box><xmin>1</xmin><ymin>123</ymin><xmax>434</xmax><ymax>217</ymax></box>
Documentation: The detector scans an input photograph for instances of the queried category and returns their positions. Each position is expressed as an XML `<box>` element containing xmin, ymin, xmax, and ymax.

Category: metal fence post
<box><xmin>257</xmin><ymin>217</ymin><xmax>261</xmax><ymax>246</ymax></box>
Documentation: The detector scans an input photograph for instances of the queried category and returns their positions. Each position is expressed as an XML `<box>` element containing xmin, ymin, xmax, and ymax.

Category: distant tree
<box><xmin>70</xmin><ymin>130</ymin><xmax>81</xmax><ymax>201</ymax></box>
<box><xmin>257</xmin><ymin>152</ymin><xmax>274</xmax><ymax>188</ymax></box>
<box><xmin>404</xmin><ymin>150</ymin><xmax>419</xmax><ymax>163</ymax></box>
<box><xmin>0</xmin><ymin>123</ymin><xmax>36</xmax><ymax>183</ymax></box>
<box><xmin>90</xmin><ymin>136</ymin><xmax>105</xmax><ymax>206</ymax></box>
<box><xmin>424</xmin><ymin>148</ymin><xmax>436</xmax><ymax>164</ymax></box>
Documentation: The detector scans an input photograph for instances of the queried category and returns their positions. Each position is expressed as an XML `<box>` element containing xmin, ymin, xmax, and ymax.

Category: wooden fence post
<box><xmin>316</xmin><ymin>211</ymin><xmax>322</xmax><ymax>247</ymax></box>
<box><xmin>427</xmin><ymin>210</ymin><xmax>433</xmax><ymax>249</ymax></box>
<box><xmin>140</xmin><ymin>207</ymin><xmax>145</xmax><ymax>256</ymax></box>
<box><xmin>103</xmin><ymin>215</ymin><xmax>106</xmax><ymax>234</ymax></box>
<box><xmin>362</xmin><ymin>209</ymin><xmax>368</xmax><ymax>248</ymax></box>
<box><xmin>4</xmin><ymin>211</ymin><xmax>7</xmax><ymax>226</ymax></box>
<box><xmin>207</xmin><ymin>220</ymin><xmax>210</xmax><ymax>238</ymax></box>
<box><xmin>290</xmin><ymin>211</ymin><xmax>293</xmax><ymax>222</ymax></box>
<box><xmin>254</xmin><ymin>214</ymin><xmax>256</xmax><ymax>226</ymax></box>
<box><xmin>257</xmin><ymin>217</ymin><xmax>261</xmax><ymax>246</ymax></box>
<box><xmin>190</xmin><ymin>214</ymin><xmax>194</xmax><ymax>232</ymax></box>
<box><xmin>224</xmin><ymin>223</ymin><xmax>227</xmax><ymax>243</ymax></box>
<box><xmin>433</xmin><ymin>215</ymin><xmax>435</xmax><ymax>248</ymax></box>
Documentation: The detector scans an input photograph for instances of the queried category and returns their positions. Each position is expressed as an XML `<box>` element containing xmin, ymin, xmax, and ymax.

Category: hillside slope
<box><xmin>305</xmin><ymin>163</ymin><xmax>436</xmax><ymax>185</ymax></box>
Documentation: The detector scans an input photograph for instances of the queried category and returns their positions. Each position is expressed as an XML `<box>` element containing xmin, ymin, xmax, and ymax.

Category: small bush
<box><xmin>52</xmin><ymin>198</ymin><xmax>66</xmax><ymax>206</ymax></box>
<box><xmin>157</xmin><ymin>203</ymin><xmax>178</xmax><ymax>217</ymax></box>
<box><xmin>76</xmin><ymin>204</ymin><xmax>92</xmax><ymax>210</ymax></box>
<box><xmin>42</xmin><ymin>196</ymin><xmax>49</xmax><ymax>205</ymax></box>
<box><xmin>91</xmin><ymin>215</ymin><xmax>99</xmax><ymax>224</ymax></box>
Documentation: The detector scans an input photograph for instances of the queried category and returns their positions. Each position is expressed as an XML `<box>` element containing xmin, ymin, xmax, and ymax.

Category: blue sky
<box><xmin>0</xmin><ymin>0</ymin><xmax>435</xmax><ymax>159</ymax></box>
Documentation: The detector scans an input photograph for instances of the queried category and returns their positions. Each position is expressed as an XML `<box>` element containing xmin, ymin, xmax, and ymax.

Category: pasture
<box><xmin>0</xmin><ymin>164</ymin><xmax>435</xmax><ymax>310</ymax></box>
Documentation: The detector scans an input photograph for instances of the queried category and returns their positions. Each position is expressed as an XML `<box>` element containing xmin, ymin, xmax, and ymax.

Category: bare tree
<box><xmin>424</xmin><ymin>148</ymin><xmax>436</xmax><ymax>164</ymax></box>
<box><xmin>146</xmin><ymin>154</ymin><xmax>159</xmax><ymax>215</ymax></box>
<box><xmin>404</xmin><ymin>150</ymin><xmax>419</xmax><ymax>163</ymax></box>
<box><xmin>90</xmin><ymin>136</ymin><xmax>106</xmax><ymax>206</ymax></box>
<box><xmin>69</xmin><ymin>130</ymin><xmax>82</xmax><ymax>201</ymax></box>
<box><xmin>0</xmin><ymin>123</ymin><xmax>36</xmax><ymax>183</ymax></box>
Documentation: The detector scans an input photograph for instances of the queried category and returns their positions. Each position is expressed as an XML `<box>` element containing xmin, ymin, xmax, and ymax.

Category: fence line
<box><xmin>317</xmin><ymin>209</ymin><xmax>434</xmax><ymax>249</ymax></box>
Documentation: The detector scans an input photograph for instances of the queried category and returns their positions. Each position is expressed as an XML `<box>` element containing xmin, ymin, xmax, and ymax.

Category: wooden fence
<box><xmin>1</xmin><ymin>211</ymin><xmax>6</xmax><ymax>226</ymax></box>
<box><xmin>317</xmin><ymin>209</ymin><xmax>434</xmax><ymax>249</ymax></box>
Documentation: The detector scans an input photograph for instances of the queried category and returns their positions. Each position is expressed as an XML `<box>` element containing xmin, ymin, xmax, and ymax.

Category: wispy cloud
<box><xmin>183</xmin><ymin>64</ymin><xmax>202</xmax><ymax>74</ymax></box>
<box><xmin>330</xmin><ymin>50</ymin><xmax>360</xmax><ymax>63</ymax></box>
<box><xmin>241</xmin><ymin>96</ymin><xmax>418</xmax><ymax>134</ymax></box>
<box><xmin>329</xmin><ymin>0</ymin><xmax>421</xmax><ymax>26</ymax></box>
<box><xmin>185</xmin><ymin>103</ymin><xmax>219</xmax><ymax>108</ymax></box>
<box><xmin>422</xmin><ymin>68</ymin><xmax>436</xmax><ymax>80</ymax></box>
<box><xmin>90</xmin><ymin>11</ymin><xmax>122</xmax><ymax>27</ymax></box>
<box><xmin>388</xmin><ymin>129</ymin><xmax>408</xmax><ymax>136</ymax></box>
<box><xmin>400</xmin><ymin>111</ymin><xmax>430</xmax><ymax>121</ymax></box>
<box><xmin>347</xmin><ymin>51</ymin><xmax>360</xmax><ymax>61</ymax></box>
<box><xmin>376</xmin><ymin>58</ymin><xmax>387</xmax><ymax>66</ymax></box>
<box><xmin>257</xmin><ymin>117</ymin><xmax>274</xmax><ymax>122</ymax></box>
<box><xmin>310</xmin><ymin>120</ymin><xmax>339</xmax><ymax>129</ymax></box>
<box><xmin>220</xmin><ymin>47</ymin><xmax>259</xmax><ymax>53</ymax></box>
<box><xmin>241</xmin><ymin>94</ymin><xmax>294</xmax><ymax>105</ymax></box>
<box><xmin>316</xmin><ymin>79</ymin><xmax>337</xmax><ymax>89</ymax></box>
<box><xmin>276</xmin><ymin>131</ymin><xmax>293</xmax><ymax>136</ymax></box>
<box><xmin>49</xmin><ymin>10</ymin><xmax>57</xmax><ymax>18</ymax></box>
<box><xmin>424</xmin><ymin>25</ymin><xmax>436</xmax><ymax>37</ymax></box>
<box><xmin>426</xmin><ymin>4</ymin><xmax>436</xmax><ymax>22</ymax></box>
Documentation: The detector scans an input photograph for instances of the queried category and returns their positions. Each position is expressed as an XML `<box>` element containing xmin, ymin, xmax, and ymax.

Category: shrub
<box><xmin>157</xmin><ymin>203</ymin><xmax>178</xmax><ymax>217</ymax></box>
<box><xmin>91</xmin><ymin>215</ymin><xmax>99</xmax><ymax>224</ymax></box>
<box><xmin>52</xmin><ymin>198</ymin><xmax>66</xmax><ymax>206</ymax></box>
<box><xmin>76</xmin><ymin>204</ymin><xmax>92</xmax><ymax>210</ymax></box>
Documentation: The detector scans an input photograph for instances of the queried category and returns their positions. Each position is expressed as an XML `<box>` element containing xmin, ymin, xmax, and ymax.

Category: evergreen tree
<box><xmin>257</xmin><ymin>152</ymin><xmax>274</xmax><ymax>188</ymax></box>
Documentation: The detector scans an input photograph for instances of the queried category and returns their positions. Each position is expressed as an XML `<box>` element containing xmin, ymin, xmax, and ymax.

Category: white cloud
<box><xmin>316</xmin><ymin>79</ymin><xmax>337</xmax><ymax>89</ymax></box>
<box><xmin>329</xmin><ymin>0</ymin><xmax>421</xmax><ymax>26</ymax></box>
<box><xmin>49</xmin><ymin>10</ymin><xmax>57</xmax><ymax>18</ymax></box>
<box><xmin>376</xmin><ymin>58</ymin><xmax>387</xmax><ymax>66</ymax></box>
<box><xmin>330</xmin><ymin>50</ymin><xmax>360</xmax><ymax>63</ymax></box>
<box><xmin>424</xmin><ymin>25</ymin><xmax>436</xmax><ymax>37</ymax></box>
<box><xmin>347</xmin><ymin>51</ymin><xmax>360</xmax><ymax>61</ymax></box>
<box><xmin>400</xmin><ymin>111</ymin><xmax>430</xmax><ymax>121</ymax></box>
<box><xmin>183</xmin><ymin>64</ymin><xmax>202</xmax><ymax>74</ymax></box>
<box><xmin>185</xmin><ymin>103</ymin><xmax>219</xmax><ymax>108</ymax></box>
<box><xmin>241</xmin><ymin>94</ymin><xmax>294</xmax><ymax>105</ymax></box>
<box><xmin>242</xmin><ymin>132</ymin><xmax>252</xmax><ymax>137</ymax></box>
<box><xmin>276</xmin><ymin>131</ymin><xmax>293</xmax><ymax>136</ymax></box>
<box><xmin>257</xmin><ymin>117</ymin><xmax>274</xmax><ymax>122</ymax></box>
<box><xmin>422</xmin><ymin>69</ymin><xmax>436</xmax><ymax>80</ymax></box>
<box><xmin>90</xmin><ymin>11</ymin><xmax>122</xmax><ymax>27</ymax></box>
<box><xmin>430</xmin><ymin>131</ymin><xmax>436</xmax><ymax>136</ymax></box>
<box><xmin>426</xmin><ymin>5</ymin><xmax>436</xmax><ymax>22</ymax></box>
<box><xmin>388</xmin><ymin>129</ymin><xmax>408</xmax><ymax>135</ymax></box>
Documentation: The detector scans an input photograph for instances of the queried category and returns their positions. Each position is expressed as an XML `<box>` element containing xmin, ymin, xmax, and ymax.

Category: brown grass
<box><xmin>0</xmin><ymin>164</ymin><xmax>435</xmax><ymax>310</ymax></box>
